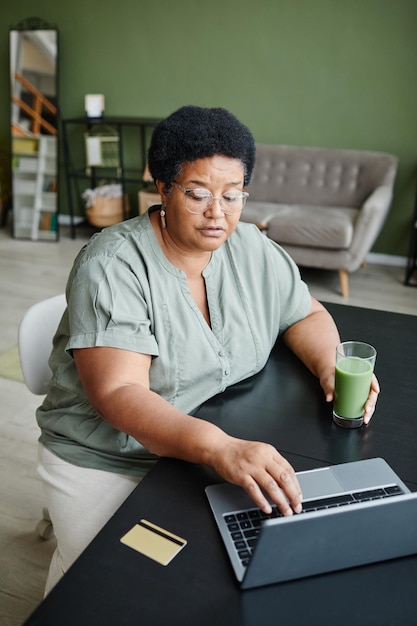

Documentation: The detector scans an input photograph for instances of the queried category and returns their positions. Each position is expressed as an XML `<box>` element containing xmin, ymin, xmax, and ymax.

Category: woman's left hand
<box><xmin>363</xmin><ymin>374</ymin><xmax>380</xmax><ymax>424</ymax></box>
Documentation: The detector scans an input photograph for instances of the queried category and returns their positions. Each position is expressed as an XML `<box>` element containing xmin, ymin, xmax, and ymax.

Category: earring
<box><xmin>160</xmin><ymin>207</ymin><xmax>166</xmax><ymax>229</ymax></box>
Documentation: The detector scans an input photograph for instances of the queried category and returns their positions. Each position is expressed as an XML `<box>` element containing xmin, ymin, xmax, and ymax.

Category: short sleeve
<box><xmin>65</xmin><ymin>252</ymin><xmax>159</xmax><ymax>357</ymax></box>
<box><xmin>264</xmin><ymin>236</ymin><xmax>311</xmax><ymax>334</ymax></box>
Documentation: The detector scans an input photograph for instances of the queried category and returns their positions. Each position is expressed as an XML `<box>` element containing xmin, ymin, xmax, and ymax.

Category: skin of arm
<box><xmin>284</xmin><ymin>297</ymin><xmax>380</xmax><ymax>424</ymax></box>
<box><xmin>73</xmin><ymin>346</ymin><xmax>302</xmax><ymax>516</ymax></box>
<box><xmin>72</xmin><ymin>297</ymin><xmax>379</xmax><ymax>515</ymax></box>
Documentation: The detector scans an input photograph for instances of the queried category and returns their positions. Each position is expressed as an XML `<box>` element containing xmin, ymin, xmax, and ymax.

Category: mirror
<box><xmin>10</xmin><ymin>18</ymin><xmax>58</xmax><ymax>240</ymax></box>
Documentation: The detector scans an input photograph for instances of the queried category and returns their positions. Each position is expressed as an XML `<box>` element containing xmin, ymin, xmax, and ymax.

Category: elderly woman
<box><xmin>37</xmin><ymin>105</ymin><xmax>379</xmax><ymax>593</ymax></box>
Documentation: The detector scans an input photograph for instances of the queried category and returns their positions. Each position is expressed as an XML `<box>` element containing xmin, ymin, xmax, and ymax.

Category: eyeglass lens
<box><xmin>175</xmin><ymin>183</ymin><xmax>248</xmax><ymax>214</ymax></box>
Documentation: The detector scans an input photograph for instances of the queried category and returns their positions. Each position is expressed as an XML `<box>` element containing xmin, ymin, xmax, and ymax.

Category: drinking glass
<box><xmin>333</xmin><ymin>341</ymin><xmax>376</xmax><ymax>428</ymax></box>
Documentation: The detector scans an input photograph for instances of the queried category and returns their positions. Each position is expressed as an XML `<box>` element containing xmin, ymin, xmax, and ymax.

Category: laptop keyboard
<box><xmin>224</xmin><ymin>485</ymin><xmax>405</xmax><ymax>567</ymax></box>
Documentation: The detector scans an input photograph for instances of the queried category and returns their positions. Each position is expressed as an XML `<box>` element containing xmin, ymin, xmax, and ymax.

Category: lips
<box><xmin>198</xmin><ymin>226</ymin><xmax>225</xmax><ymax>237</ymax></box>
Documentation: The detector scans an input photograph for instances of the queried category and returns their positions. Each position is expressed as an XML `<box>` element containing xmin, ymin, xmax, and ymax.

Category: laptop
<box><xmin>205</xmin><ymin>457</ymin><xmax>417</xmax><ymax>589</ymax></box>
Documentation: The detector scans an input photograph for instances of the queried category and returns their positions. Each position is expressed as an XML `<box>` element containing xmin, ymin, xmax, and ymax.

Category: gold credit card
<box><xmin>120</xmin><ymin>519</ymin><xmax>187</xmax><ymax>566</ymax></box>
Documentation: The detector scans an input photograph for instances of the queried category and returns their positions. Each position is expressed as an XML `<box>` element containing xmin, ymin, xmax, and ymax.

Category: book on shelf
<box><xmin>39</xmin><ymin>211</ymin><xmax>58</xmax><ymax>233</ymax></box>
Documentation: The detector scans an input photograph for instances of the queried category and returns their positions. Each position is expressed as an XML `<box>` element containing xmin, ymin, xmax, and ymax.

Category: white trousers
<box><xmin>37</xmin><ymin>443</ymin><xmax>140</xmax><ymax>595</ymax></box>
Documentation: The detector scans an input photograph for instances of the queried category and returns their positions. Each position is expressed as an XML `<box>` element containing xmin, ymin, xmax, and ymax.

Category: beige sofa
<box><xmin>242</xmin><ymin>144</ymin><xmax>398</xmax><ymax>297</ymax></box>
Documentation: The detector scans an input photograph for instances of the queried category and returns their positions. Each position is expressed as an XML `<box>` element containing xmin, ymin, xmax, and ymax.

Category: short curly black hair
<box><xmin>147</xmin><ymin>105</ymin><xmax>256</xmax><ymax>190</ymax></box>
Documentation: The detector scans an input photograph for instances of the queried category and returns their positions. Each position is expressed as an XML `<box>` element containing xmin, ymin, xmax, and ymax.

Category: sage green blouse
<box><xmin>37</xmin><ymin>211</ymin><xmax>311</xmax><ymax>476</ymax></box>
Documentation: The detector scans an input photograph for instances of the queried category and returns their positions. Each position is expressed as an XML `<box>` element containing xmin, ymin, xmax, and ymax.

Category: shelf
<box><xmin>37</xmin><ymin>230</ymin><xmax>59</xmax><ymax>241</ymax></box>
<box><xmin>67</xmin><ymin>167</ymin><xmax>144</xmax><ymax>183</ymax></box>
<box><xmin>15</xmin><ymin>156</ymin><xmax>38</xmax><ymax>172</ymax></box>
<box><xmin>62</xmin><ymin>116</ymin><xmax>161</xmax><ymax>238</ymax></box>
<box><xmin>12</xmin><ymin>135</ymin><xmax>58</xmax><ymax>241</ymax></box>
<box><xmin>14</xmin><ymin>179</ymin><xmax>37</xmax><ymax>195</ymax></box>
<box><xmin>63</xmin><ymin>115</ymin><xmax>161</xmax><ymax>126</ymax></box>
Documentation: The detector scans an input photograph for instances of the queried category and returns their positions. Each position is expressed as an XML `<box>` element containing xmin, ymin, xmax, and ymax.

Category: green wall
<box><xmin>1</xmin><ymin>0</ymin><xmax>416</xmax><ymax>256</ymax></box>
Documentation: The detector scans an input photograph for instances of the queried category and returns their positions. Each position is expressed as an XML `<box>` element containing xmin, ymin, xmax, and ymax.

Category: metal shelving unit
<box><xmin>62</xmin><ymin>116</ymin><xmax>160</xmax><ymax>238</ymax></box>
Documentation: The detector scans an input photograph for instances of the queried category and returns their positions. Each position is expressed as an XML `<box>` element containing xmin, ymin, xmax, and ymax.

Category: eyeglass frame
<box><xmin>173</xmin><ymin>181</ymin><xmax>249</xmax><ymax>215</ymax></box>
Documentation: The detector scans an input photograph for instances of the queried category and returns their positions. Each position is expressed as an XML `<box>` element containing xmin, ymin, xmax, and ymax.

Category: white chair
<box><xmin>18</xmin><ymin>293</ymin><xmax>66</xmax><ymax>538</ymax></box>
<box><xmin>18</xmin><ymin>294</ymin><xmax>66</xmax><ymax>395</ymax></box>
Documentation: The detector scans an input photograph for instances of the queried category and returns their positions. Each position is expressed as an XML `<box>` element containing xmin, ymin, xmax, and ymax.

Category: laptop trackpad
<box><xmin>297</xmin><ymin>468</ymin><xmax>344</xmax><ymax>499</ymax></box>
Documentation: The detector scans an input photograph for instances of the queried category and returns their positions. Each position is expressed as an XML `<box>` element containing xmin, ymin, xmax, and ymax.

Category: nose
<box><xmin>205</xmin><ymin>196</ymin><xmax>225</xmax><ymax>218</ymax></box>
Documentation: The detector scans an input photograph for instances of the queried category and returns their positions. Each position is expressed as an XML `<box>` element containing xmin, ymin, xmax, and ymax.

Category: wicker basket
<box><xmin>86</xmin><ymin>194</ymin><xmax>129</xmax><ymax>227</ymax></box>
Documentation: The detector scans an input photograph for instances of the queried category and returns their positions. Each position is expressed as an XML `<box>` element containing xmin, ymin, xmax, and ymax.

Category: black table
<box><xmin>23</xmin><ymin>303</ymin><xmax>417</xmax><ymax>626</ymax></box>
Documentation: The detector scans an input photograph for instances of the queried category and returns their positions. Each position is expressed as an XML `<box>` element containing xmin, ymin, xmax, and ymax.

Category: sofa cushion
<box><xmin>243</xmin><ymin>204</ymin><xmax>359</xmax><ymax>250</ymax></box>
<box><xmin>240</xmin><ymin>202</ymin><xmax>280</xmax><ymax>226</ymax></box>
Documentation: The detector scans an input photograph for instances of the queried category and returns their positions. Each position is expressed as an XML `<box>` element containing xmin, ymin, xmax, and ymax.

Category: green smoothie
<box><xmin>334</xmin><ymin>356</ymin><xmax>373</xmax><ymax>419</ymax></box>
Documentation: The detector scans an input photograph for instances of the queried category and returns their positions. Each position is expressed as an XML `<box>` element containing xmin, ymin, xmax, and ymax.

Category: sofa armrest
<box><xmin>348</xmin><ymin>185</ymin><xmax>394</xmax><ymax>270</ymax></box>
<box><xmin>361</xmin><ymin>185</ymin><xmax>393</xmax><ymax>218</ymax></box>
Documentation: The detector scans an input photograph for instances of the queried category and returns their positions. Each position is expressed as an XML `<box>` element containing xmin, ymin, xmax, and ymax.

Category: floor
<box><xmin>0</xmin><ymin>222</ymin><xmax>416</xmax><ymax>625</ymax></box>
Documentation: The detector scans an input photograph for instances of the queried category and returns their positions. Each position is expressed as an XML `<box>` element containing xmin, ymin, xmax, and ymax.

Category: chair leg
<box><xmin>338</xmin><ymin>269</ymin><xmax>349</xmax><ymax>298</ymax></box>
<box><xmin>36</xmin><ymin>507</ymin><xmax>54</xmax><ymax>540</ymax></box>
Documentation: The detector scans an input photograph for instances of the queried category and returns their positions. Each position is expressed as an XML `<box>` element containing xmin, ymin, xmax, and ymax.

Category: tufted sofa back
<box><xmin>248</xmin><ymin>144</ymin><xmax>398</xmax><ymax>208</ymax></box>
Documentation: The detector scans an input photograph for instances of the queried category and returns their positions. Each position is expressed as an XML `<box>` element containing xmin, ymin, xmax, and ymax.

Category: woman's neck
<box><xmin>150</xmin><ymin>210</ymin><xmax>211</xmax><ymax>278</ymax></box>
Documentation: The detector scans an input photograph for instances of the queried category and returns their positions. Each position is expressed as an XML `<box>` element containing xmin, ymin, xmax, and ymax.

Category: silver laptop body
<box><xmin>205</xmin><ymin>458</ymin><xmax>417</xmax><ymax>589</ymax></box>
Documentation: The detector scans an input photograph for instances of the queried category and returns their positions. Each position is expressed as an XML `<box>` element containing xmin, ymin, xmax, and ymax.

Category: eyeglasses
<box><xmin>173</xmin><ymin>181</ymin><xmax>249</xmax><ymax>215</ymax></box>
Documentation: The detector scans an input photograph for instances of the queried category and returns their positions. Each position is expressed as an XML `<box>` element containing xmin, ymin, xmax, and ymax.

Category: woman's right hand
<box><xmin>210</xmin><ymin>437</ymin><xmax>303</xmax><ymax>516</ymax></box>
